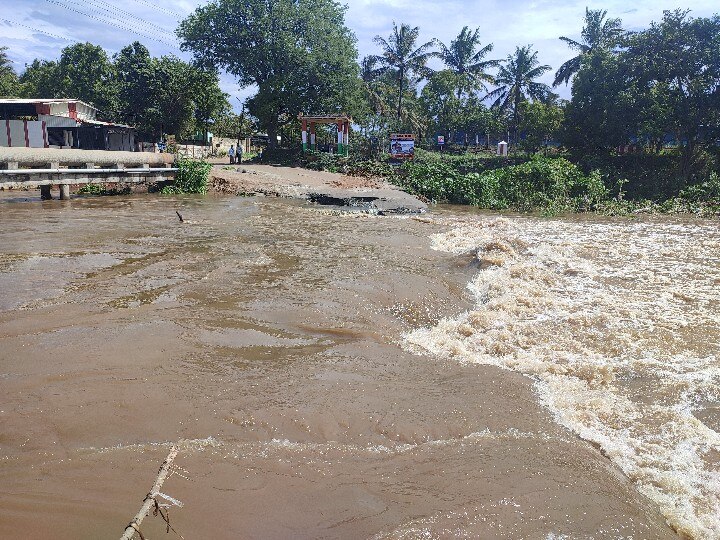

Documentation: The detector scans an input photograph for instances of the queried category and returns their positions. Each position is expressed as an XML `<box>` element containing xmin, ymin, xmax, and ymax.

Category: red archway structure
<box><xmin>298</xmin><ymin>114</ymin><xmax>352</xmax><ymax>156</ymax></box>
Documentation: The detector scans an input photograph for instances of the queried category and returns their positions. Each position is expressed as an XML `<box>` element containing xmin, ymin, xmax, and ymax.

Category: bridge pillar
<box><xmin>59</xmin><ymin>184</ymin><xmax>70</xmax><ymax>200</ymax></box>
<box><xmin>40</xmin><ymin>185</ymin><xmax>52</xmax><ymax>200</ymax></box>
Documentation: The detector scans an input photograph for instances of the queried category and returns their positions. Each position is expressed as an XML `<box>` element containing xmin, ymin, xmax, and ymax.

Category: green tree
<box><xmin>19</xmin><ymin>59</ymin><xmax>61</xmax><ymax>98</ymax></box>
<box><xmin>114</xmin><ymin>42</ymin><xmax>155</xmax><ymax>128</ymax></box>
<box><xmin>369</xmin><ymin>22</ymin><xmax>436</xmax><ymax>122</ymax></box>
<box><xmin>358</xmin><ymin>54</ymin><xmax>426</xmax><ymax>137</ymax></box>
<box><xmin>192</xmin><ymin>67</ymin><xmax>230</xmax><ymax>145</ymax></box>
<box><xmin>56</xmin><ymin>43</ymin><xmax>116</xmax><ymax>113</ymax></box>
<box><xmin>488</xmin><ymin>45</ymin><xmax>552</xmax><ymax>143</ymax></box>
<box><xmin>212</xmin><ymin>111</ymin><xmax>255</xmax><ymax>139</ymax></box>
<box><xmin>420</xmin><ymin>70</ymin><xmax>463</xmax><ymax>141</ymax></box>
<box><xmin>623</xmin><ymin>9</ymin><xmax>720</xmax><ymax>180</ymax></box>
<box><xmin>554</xmin><ymin>8</ymin><xmax>624</xmax><ymax>87</ymax></box>
<box><xmin>560</xmin><ymin>49</ymin><xmax>636</xmax><ymax>153</ymax></box>
<box><xmin>114</xmin><ymin>42</ymin><xmax>225</xmax><ymax>140</ymax></box>
<box><xmin>0</xmin><ymin>46</ymin><xmax>19</xmax><ymax>97</ymax></box>
<box><xmin>435</xmin><ymin>26</ymin><xmax>497</xmax><ymax>98</ymax></box>
<box><xmin>518</xmin><ymin>100</ymin><xmax>564</xmax><ymax>154</ymax></box>
<box><xmin>178</xmin><ymin>0</ymin><xmax>359</xmax><ymax>147</ymax></box>
<box><xmin>18</xmin><ymin>43</ymin><xmax>116</xmax><ymax>113</ymax></box>
<box><xmin>148</xmin><ymin>55</ymin><xmax>197</xmax><ymax>138</ymax></box>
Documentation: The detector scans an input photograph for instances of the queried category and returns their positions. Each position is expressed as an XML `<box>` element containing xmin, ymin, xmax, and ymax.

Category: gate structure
<box><xmin>299</xmin><ymin>114</ymin><xmax>352</xmax><ymax>156</ymax></box>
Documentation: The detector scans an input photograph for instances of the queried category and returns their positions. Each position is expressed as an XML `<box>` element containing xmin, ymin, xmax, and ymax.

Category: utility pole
<box><xmin>236</xmin><ymin>97</ymin><xmax>245</xmax><ymax>154</ymax></box>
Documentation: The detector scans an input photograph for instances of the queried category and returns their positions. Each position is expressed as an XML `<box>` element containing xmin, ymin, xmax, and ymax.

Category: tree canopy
<box><xmin>435</xmin><ymin>26</ymin><xmax>498</xmax><ymax>98</ymax></box>
<box><xmin>554</xmin><ymin>8</ymin><xmax>624</xmax><ymax>87</ymax></box>
<box><xmin>0</xmin><ymin>46</ymin><xmax>19</xmax><ymax>97</ymax></box>
<box><xmin>369</xmin><ymin>22</ymin><xmax>436</xmax><ymax>123</ymax></box>
<box><xmin>488</xmin><ymin>45</ymin><xmax>553</xmax><ymax>139</ymax></box>
<box><xmin>178</xmin><ymin>0</ymin><xmax>359</xmax><ymax>146</ymax></box>
<box><xmin>15</xmin><ymin>40</ymin><xmax>228</xmax><ymax>141</ymax></box>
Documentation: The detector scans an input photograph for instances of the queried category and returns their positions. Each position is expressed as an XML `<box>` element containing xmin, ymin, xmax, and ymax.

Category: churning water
<box><xmin>406</xmin><ymin>214</ymin><xmax>720</xmax><ymax>538</ymax></box>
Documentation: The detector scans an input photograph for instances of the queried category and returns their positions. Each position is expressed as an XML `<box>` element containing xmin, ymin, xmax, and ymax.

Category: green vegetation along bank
<box><xmin>260</xmin><ymin>148</ymin><xmax>720</xmax><ymax>217</ymax></box>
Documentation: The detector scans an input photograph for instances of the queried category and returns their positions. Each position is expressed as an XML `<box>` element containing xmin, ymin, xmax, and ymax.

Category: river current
<box><xmin>406</xmin><ymin>213</ymin><xmax>720</xmax><ymax>539</ymax></box>
<box><xmin>0</xmin><ymin>192</ymin><xmax>716</xmax><ymax>538</ymax></box>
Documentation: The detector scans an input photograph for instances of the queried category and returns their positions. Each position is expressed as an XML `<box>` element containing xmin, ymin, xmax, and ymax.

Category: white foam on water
<box><xmin>405</xmin><ymin>215</ymin><xmax>720</xmax><ymax>539</ymax></box>
<box><xmin>81</xmin><ymin>436</ymin><xmax>223</xmax><ymax>454</ymax></box>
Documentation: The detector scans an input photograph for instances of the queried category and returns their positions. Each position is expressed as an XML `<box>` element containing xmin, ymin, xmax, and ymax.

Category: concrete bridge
<box><xmin>0</xmin><ymin>147</ymin><xmax>176</xmax><ymax>199</ymax></box>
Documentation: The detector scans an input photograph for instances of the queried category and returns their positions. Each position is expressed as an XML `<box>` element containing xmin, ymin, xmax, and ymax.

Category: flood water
<box><xmin>0</xmin><ymin>191</ymin><xmax>716</xmax><ymax>538</ymax></box>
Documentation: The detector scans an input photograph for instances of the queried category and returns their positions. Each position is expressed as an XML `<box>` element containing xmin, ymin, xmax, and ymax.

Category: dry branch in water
<box><xmin>120</xmin><ymin>446</ymin><xmax>181</xmax><ymax>540</ymax></box>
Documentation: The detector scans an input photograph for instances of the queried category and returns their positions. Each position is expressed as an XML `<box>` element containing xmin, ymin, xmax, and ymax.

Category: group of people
<box><xmin>228</xmin><ymin>144</ymin><xmax>243</xmax><ymax>164</ymax></box>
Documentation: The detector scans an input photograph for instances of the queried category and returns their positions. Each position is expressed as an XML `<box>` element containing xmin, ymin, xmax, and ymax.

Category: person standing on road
<box><xmin>237</xmin><ymin>143</ymin><xmax>243</xmax><ymax>164</ymax></box>
<box><xmin>228</xmin><ymin>145</ymin><xmax>235</xmax><ymax>164</ymax></box>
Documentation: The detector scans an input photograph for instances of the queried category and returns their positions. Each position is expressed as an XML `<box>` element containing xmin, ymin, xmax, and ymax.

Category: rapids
<box><xmin>406</xmin><ymin>213</ymin><xmax>720</xmax><ymax>538</ymax></box>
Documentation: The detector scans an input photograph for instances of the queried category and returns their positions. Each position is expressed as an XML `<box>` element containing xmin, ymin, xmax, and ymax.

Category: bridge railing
<box><xmin>0</xmin><ymin>147</ymin><xmax>177</xmax><ymax>199</ymax></box>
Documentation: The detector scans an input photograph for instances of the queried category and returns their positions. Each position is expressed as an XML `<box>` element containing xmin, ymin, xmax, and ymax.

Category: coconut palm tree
<box><xmin>553</xmin><ymin>8</ymin><xmax>624</xmax><ymax>86</ymax></box>
<box><xmin>487</xmin><ymin>45</ymin><xmax>552</xmax><ymax>142</ymax></box>
<box><xmin>435</xmin><ymin>26</ymin><xmax>498</xmax><ymax>98</ymax></box>
<box><xmin>370</xmin><ymin>22</ymin><xmax>436</xmax><ymax>121</ymax></box>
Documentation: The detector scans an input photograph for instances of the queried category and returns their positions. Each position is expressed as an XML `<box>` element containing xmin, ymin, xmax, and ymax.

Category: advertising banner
<box><xmin>390</xmin><ymin>133</ymin><xmax>415</xmax><ymax>159</ymax></box>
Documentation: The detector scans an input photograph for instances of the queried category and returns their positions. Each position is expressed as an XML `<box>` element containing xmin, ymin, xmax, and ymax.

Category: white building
<box><xmin>0</xmin><ymin>98</ymin><xmax>135</xmax><ymax>151</ymax></box>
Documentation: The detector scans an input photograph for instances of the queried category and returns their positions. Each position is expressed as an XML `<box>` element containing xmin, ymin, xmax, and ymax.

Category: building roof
<box><xmin>0</xmin><ymin>98</ymin><xmax>98</xmax><ymax>111</ymax></box>
<box><xmin>298</xmin><ymin>113</ymin><xmax>353</xmax><ymax>124</ymax></box>
<box><xmin>80</xmin><ymin>118</ymin><xmax>134</xmax><ymax>129</ymax></box>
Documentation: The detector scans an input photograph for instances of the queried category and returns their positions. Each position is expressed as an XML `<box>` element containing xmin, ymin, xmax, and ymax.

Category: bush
<box><xmin>300</xmin><ymin>150</ymin><xmax>396</xmax><ymax>178</ymax></box>
<box><xmin>575</xmin><ymin>151</ymin><xmax>719</xmax><ymax>200</ymax></box>
<box><xmin>77</xmin><ymin>183</ymin><xmax>131</xmax><ymax>196</ymax></box>
<box><xmin>162</xmin><ymin>157</ymin><xmax>212</xmax><ymax>194</ymax></box>
<box><xmin>395</xmin><ymin>156</ymin><xmax>609</xmax><ymax>214</ymax></box>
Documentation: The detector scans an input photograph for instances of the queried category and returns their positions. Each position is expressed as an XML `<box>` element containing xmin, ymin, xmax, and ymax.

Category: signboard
<box><xmin>437</xmin><ymin>135</ymin><xmax>445</xmax><ymax>145</ymax></box>
<box><xmin>390</xmin><ymin>133</ymin><xmax>415</xmax><ymax>159</ymax></box>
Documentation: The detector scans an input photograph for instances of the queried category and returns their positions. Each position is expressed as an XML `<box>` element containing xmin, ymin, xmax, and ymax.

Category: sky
<box><xmin>1</xmin><ymin>0</ymin><xmax>718</xmax><ymax>111</ymax></box>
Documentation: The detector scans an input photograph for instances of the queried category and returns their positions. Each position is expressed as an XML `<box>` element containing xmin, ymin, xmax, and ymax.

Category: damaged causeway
<box><xmin>306</xmin><ymin>190</ymin><xmax>427</xmax><ymax>215</ymax></box>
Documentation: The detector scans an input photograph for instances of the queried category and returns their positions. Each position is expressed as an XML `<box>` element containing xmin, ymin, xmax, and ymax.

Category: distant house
<box><xmin>0</xmin><ymin>98</ymin><xmax>136</xmax><ymax>151</ymax></box>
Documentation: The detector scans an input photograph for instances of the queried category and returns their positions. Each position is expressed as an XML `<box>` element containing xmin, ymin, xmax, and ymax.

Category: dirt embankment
<box><xmin>209</xmin><ymin>163</ymin><xmax>427</xmax><ymax>215</ymax></box>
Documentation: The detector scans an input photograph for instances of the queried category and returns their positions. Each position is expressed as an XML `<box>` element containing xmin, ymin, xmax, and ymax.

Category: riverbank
<box><xmin>208</xmin><ymin>161</ymin><xmax>427</xmax><ymax>214</ymax></box>
<box><xmin>248</xmin><ymin>149</ymin><xmax>720</xmax><ymax>218</ymax></box>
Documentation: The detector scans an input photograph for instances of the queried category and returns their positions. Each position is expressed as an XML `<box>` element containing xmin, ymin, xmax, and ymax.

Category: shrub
<box><xmin>395</xmin><ymin>155</ymin><xmax>608</xmax><ymax>214</ymax></box>
<box><xmin>162</xmin><ymin>157</ymin><xmax>212</xmax><ymax>194</ymax></box>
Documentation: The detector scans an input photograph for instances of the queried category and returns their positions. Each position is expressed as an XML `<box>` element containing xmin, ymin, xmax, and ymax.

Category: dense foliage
<box><xmin>7</xmin><ymin>41</ymin><xmax>228</xmax><ymax>140</ymax></box>
<box><xmin>399</xmin><ymin>155</ymin><xmax>607</xmax><ymax>213</ymax></box>
<box><xmin>162</xmin><ymin>158</ymin><xmax>213</xmax><ymax>194</ymax></box>
<box><xmin>0</xmin><ymin>46</ymin><xmax>17</xmax><ymax>97</ymax></box>
<box><xmin>279</xmin><ymin>148</ymin><xmax>718</xmax><ymax>216</ymax></box>
<box><xmin>178</xmin><ymin>0</ymin><xmax>360</xmax><ymax>147</ymax></box>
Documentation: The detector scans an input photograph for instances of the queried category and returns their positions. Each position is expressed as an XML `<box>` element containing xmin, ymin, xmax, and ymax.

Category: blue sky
<box><xmin>1</xmin><ymin>0</ymin><xmax>718</xmax><ymax>110</ymax></box>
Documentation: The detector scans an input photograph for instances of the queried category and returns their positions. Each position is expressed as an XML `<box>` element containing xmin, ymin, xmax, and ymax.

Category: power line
<box><xmin>48</xmin><ymin>0</ymin><xmax>178</xmax><ymax>44</ymax></box>
<box><xmin>128</xmin><ymin>0</ymin><xmax>184</xmax><ymax>20</ymax></box>
<box><xmin>0</xmin><ymin>18</ymin><xmax>79</xmax><ymax>44</ymax></box>
<box><xmin>83</xmin><ymin>0</ymin><xmax>177</xmax><ymax>38</ymax></box>
<box><xmin>44</xmin><ymin>0</ymin><xmax>182</xmax><ymax>50</ymax></box>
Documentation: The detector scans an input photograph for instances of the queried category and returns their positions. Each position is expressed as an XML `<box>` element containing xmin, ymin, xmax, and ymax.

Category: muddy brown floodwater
<box><xmin>0</xmin><ymin>191</ymin><xmax>705</xmax><ymax>539</ymax></box>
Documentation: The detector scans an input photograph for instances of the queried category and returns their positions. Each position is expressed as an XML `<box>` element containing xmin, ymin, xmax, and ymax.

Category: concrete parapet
<box><xmin>0</xmin><ymin>147</ymin><xmax>174</xmax><ymax>168</ymax></box>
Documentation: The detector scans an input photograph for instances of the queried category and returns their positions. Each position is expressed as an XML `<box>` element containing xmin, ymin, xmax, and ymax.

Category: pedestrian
<box><xmin>237</xmin><ymin>143</ymin><xmax>243</xmax><ymax>164</ymax></box>
<box><xmin>228</xmin><ymin>145</ymin><xmax>235</xmax><ymax>164</ymax></box>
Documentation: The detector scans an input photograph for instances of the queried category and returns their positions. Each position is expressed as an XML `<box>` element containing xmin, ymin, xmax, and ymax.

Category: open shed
<box><xmin>299</xmin><ymin>114</ymin><xmax>352</xmax><ymax>156</ymax></box>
